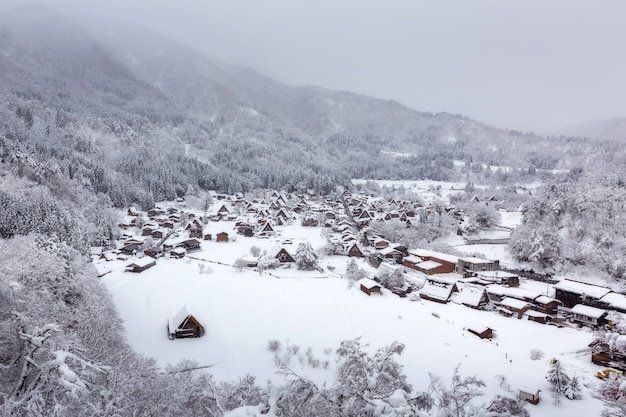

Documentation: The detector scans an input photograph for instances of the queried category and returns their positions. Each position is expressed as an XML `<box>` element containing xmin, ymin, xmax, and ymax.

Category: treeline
<box><xmin>509</xmin><ymin>162</ymin><xmax>626</xmax><ymax>281</ymax></box>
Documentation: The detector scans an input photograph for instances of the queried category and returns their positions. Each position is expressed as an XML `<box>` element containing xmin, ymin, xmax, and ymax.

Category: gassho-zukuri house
<box><xmin>167</xmin><ymin>306</ymin><xmax>205</xmax><ymax>340</ymax></box>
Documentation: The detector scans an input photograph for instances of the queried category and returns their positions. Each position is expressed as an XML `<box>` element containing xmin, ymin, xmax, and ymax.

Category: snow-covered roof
<box><xmin>168</xmin><ymin>305</ymin><xmax>189</xmax><ymax>332</ymax></box>
<box><xmin>534</xmin><ymin>295</ymin><xmax>558</xmax><ymax>305</ymax></box>
<box><xmin>420</xmin><ymin>281</ymin><xmax>454</xmax><ymax>302</ymax></box>
<box><xmin>403</xmin><ymin>255</ymin><xmax>422</xmax><ymax>264</ymax></box>
<box><xmin>465</xmin><ymin>322</ymin><xmax>490</xmax><ymax>334</ymax></box>
<box><xmin>379</xmin><ymin>247</ymin><xmax>402</xmax><ymax>256</ymax></box>
<box><xmin>358</xmin><ymin>278</ymin><xmax>381</xmax><ymax>290</ymax></box>
<box><xmin>599</xmin><ymin>292</ymin><xmax>626</xmax><ymax>311</ymax></box>
<box><xmin>459</xmin><ymin>256</ymin><xmax>492</xmax><ymax>264</ymax></box>
<box><xmin>570</xmin><ymin>304</ymin><xmax>607</xmax><ymax>319</ymax></box>
<box><xmin>416</xmin><ymin>260</ymin><xmax>442</xmax><ymax>271</ymax></box>
<box><xmin>500</xmin><ymin>297</ymin><xmax>531</xmax><ymax>311</ymax></box>
<box><xmin>473</xmin><ymin>270</ymin><xmax>517</xmax><ymax>279</ymax></box>
<box><xmin>553</xmin><ymin>279</ymin><xmax>611</xmax><ymax>299</ymax></box>
<box><xmin>453</xmin><ymin>285</ymin><xmax>486</xmax><ymax>307</ymax></box>
<box><xmin>486</xmin><ymin>285</ymin><xmax>540</xmax><ymax>300</ymax></box>
<box><xmin>409</xmin><ymin>249</ymin><xmax>458</xmax><ymax>264</ymax></box>
<box><xmin>126</xmin><ymin>257</ymin><xmax>155</xmax><ymax>268</ymax></box>
<box><xmin>523</xmin><ymin>310</ymin><xmax>548</xmax><ymax>318</ymax></box>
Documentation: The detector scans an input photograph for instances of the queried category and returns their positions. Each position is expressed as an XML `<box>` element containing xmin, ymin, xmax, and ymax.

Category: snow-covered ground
<box><xmin>101</xmin><ymin>222</ymin><xmax>607</xmax><ymax>416</ymax></box>
<box><xmin>351</xmin><ymin>178</ymin><xmax>466</xmax><ymax>203</ymax></box>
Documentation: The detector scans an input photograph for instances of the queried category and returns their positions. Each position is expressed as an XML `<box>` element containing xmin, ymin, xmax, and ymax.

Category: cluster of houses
<box><xmin>99</xmin><ymin>189</ymin><xmax>626</xmax><ymax>351</ymax></box>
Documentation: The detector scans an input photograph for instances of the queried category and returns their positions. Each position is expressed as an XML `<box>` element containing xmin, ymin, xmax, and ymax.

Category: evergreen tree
<box><xmin>546</xmin><ymin>359</ymin><xmax>571</xmax><ymax>404</ymax></box>
<box><xmin>294</xmin><ymin>242</ymin><xmax>318</xmax><ymax>271</ymax></box>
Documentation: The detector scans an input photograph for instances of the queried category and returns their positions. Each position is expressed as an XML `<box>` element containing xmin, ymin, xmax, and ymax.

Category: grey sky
<box><xmin>5</xmin><ymin>0</ymin><xmax>626</xmax><ymax>134</ymax></box>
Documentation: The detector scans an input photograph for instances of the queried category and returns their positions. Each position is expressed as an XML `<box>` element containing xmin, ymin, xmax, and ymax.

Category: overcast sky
<box><xmin>5</xmin><ymin>0</ymin><xmax>626</xmax><ymax>134</ymax></box>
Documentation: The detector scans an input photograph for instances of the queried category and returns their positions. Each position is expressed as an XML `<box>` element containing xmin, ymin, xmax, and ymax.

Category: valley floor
<box><xmin>101</xmin><ymin>222</ymin><xmax>607</xmax><ymax>417</ymax></box>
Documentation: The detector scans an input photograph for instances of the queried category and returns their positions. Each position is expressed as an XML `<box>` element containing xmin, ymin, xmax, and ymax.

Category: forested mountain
<box><xmin>0</xmin><ymin>4</ymin><xmax>610</xmax><ymax>211</ymax></box>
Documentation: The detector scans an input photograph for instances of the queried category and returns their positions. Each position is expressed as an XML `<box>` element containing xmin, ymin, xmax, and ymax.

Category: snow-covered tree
<box><xmin>546</xmin><ymin>359</ymin><xmax>573</xmax><ymax>404</ymax></box>
<box><xmin>294</xmin><ymin>242</ymin><xmax>318</xmax><ymax>271</ymax></box>
<box><xmin>428</xmin><ymin>364</ymin><xmax>485</xmax><ymax>417</ymax></box>
<box><xmin>344</xmin><ymin>259</ymin><xmax>368</xmax><ymax>284</ymax></box>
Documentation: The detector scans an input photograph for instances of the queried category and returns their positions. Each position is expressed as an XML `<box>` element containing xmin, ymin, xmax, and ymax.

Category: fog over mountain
<box><xmin>553</xmin><ymin>118</ymin><xmax>626</xmax><ymax>143</ymax></box>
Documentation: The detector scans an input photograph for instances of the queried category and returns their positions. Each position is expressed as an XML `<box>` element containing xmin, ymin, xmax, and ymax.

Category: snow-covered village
<box><xmin>3</xmin><ymin>2</ymin><xmax>626</xmax><ymax>417</ymax></box>
<box><xmin>90</xmin><ymin>182</ymin><xmax>626</xmax><ymax>417</ymax></box>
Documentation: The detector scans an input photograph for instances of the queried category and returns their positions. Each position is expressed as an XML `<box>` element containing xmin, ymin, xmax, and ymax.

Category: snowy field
<box><xmin>351</xmin><ymin>178</ymin><xmax>466</xmax><ymax>203</ymax></box>
<box><xmin>101</xmin><ymin>222</ymin><xmax>607</xmax><ymax>416</ymax></box>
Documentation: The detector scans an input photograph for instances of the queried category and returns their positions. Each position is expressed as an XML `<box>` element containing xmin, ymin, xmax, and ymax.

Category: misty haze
<box><xmin>1</xmin><ymin>2</ymin><xmax>626</xmax><ymax>417</ymax></box>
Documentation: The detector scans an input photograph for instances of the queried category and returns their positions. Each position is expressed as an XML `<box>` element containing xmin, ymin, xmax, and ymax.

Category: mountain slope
<box><xmin>0</xmin><ymin>4</ymin><xmax>616</xmax><ymax>207</ymax></box>
<box><xmin>553</xmin><ymin>117</ymin><xmax>626</xmax><ymax>143</ymax></box>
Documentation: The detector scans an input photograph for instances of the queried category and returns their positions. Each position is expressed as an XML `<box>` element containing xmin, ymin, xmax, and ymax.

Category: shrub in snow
<box><xmin>249</xmin><ymin>245</ymin><xmax>261</xmax><ymax>257</ymax></box>
<box><xmin>267</xmin><ymin>339</ymin><xmax>282</xmax><ymax>353</ymax></box>
<box><xmin>485</xmin><ymin>395</ymin><xmax>529</xmax><ymax>417</ymax></box>
<box><xmin>428</xmin><ymin>364</ymin><xmax>485</xmax><ymax>417</ymax></box>
<box><xmin>529</xmin><ymin>348</ymin><xmax>544</xmax><ymax>361</ymax></box>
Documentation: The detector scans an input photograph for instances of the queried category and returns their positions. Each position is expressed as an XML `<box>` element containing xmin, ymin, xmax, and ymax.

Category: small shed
<box><xmin>358</xmin><ymin>278</ymin><xmax>382</xmax><ymax>296</ymax></box>
<box><xmin>466</xmin><ymin>323</ymin><xmax>493</xmax><ymax>339</ymax></box>
<box><xmin>518</xmin><ymin>386</ymin><xmax>540</xmax><ymax>405</ymax></box>
<box><xmin>216</xmin><ymin>232</ymin><xmax>229</xmax><ymax>243</ymax></box>
<box><xmin>167</xmin><ymin>306</ymin><xmax>204</xmax><ymax>340</ymax></box>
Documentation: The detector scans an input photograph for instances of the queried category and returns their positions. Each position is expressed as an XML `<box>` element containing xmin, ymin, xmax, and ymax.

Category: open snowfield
<box><xmin>351</xmin><ymin>178</ymin><xmax>466</xmax><ymax>203</ymax></box>
<box><xmin>100</xmin><ymin>222</ymin><xmax>608</xmax><ymax>416</ymax></box>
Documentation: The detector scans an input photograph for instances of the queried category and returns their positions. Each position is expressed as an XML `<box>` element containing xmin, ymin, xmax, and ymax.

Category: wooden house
<box><xmin>598</xmin><ymin>292</ymin><xmax>626</xmax><ymax>314</ymax></box>
<box><xmin>125</xmin><ymin>257</ymin><xmax>156</xmax><ymax>273</ymax></box>
<box><xmin>419</xmin><ymin>276</ymin><xmax>459</xmax><ymax>303</ymax></box>
<box><xmin>569</xmin><ymin>304</ymin><xmax>608</xmax><ymax>328</ymax></box>
<box><xmin>533</xmin><ymin>295</ymin><xmax>560</xmax><ymax>315</ymax></box>
<box><xmin>167</xmin><ymin>306</ymin><xmax>204</xmax><ymax>339</ymax></box>
<box><xmin>453</xmin><ymin>285</ymin><xmax>489</xmax><ymax>309</ymax></box>
<box><xmin>144</xmin><ymin>247</ymin><xmax>162</xmax><ymax>259</ymax></box>
<box><xmin>553</xmin><ymin>279</ymin><xmax>611</xmax><ymax>309</ymax></box>
<box><xmin>523</xmin><ymin>309</ymin><xmax>550</xmax><ymax>324</ymax></box>
<box><xmin>498</xmin><ymin>297</ymin><xmax>532</xmax><ymax>319</ymax></box>
<box><xmin>373</xmin><ymin>238</ymin><xmax>390</xmax><ymax>250</ymax></box>
<box><xmin>179</xmin><ymin>239</ymin><xmax>201</xmax><ymax>252</ymax></box>
<box><xmin>379</xmin><ymin>246</ymin><xmax>404</xmax><ymax>262</ymax></box>
<box><xmin>457</xmin><ymin>257</ymin><xmax>500</xmax><ymax>276</ymax></box>
<box><xmin>402</xmin><ymin>254</ymin><xmax>423</xmax><ymax>270</ymax></box>
<box><xmin>346</xmin><ymin>243</ymin><xmax>364</xmax><ymax>258</ymax></box>
<box><xmin>275</xmin><ymin>247</ymin><xmax>296</xmax><ymax>263</ymax></box>
<box><xmin>358</xmin><ymin>278</ymin><xmax>382</xmax><ymax>296</ymax></box>
<box><xmin>216</xmin><ymin>232</ymin><xmax>229</xmax><ymax>243</ymax></box>
<box><xmin>414</xmin><ymin>260</ymin><xmax>445</xmax><ymax>275</ymax></box>
<box><xmin>258</xmin><ymin>222</ymin><xmax>276</xmax><ymax>236</ymax></box>
<box><xmin>216</xmin><ymin>204</ymin><xmax>231</xmax><ymax>216</ymax></box>
<box><xmin>589</xmin><ymin>338</ymin><xmax>626</xmax><ymax>371</ymax></box>
<box><xmin>169</xmin><ymin>247</ymin><xmax>186</xmax><ymax>259</ymax></box>
<box><xmin>120</xmin><ymin>242</ymin><xmax>141</xmax><ymax>256</ymax></box>
<box><xmin>409</xmin><ymin>249</ymin><xmax>458</xmax><ymax>274</ymax></box>
<box><xmin>471</xmin><ymin>270</ymin><xmax>519</xmax><ymax>287</ymax></box>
